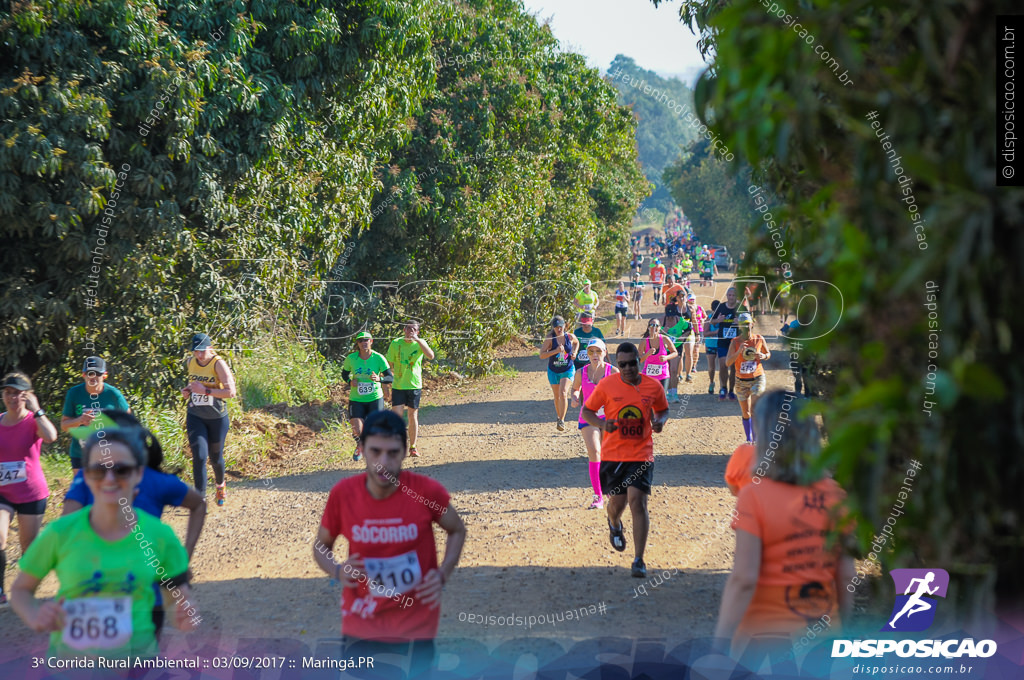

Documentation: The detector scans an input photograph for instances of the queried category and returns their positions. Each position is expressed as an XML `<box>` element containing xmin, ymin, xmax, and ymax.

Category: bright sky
<box><xmin>521</xmin><ymin>0</ymin><xmax>707</xmax><ymax>84</ymax></box>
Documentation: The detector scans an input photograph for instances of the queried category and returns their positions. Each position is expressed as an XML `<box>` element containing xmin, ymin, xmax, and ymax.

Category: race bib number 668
<box><xmin>62</xmin><ymin>597</ymin><xmax>132</xmax><ymax>651</ymax></box>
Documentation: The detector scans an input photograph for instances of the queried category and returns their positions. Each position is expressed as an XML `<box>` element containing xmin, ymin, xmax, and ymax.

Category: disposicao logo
<box><xmin>882</xmin><ymin>568</ymin><xmax>949</xmax><ymax>632</ymax></box>
<box><xmin>832</xmin><ymin>567</ymin><xmax>997</xmax><ymax>659</ymax></box>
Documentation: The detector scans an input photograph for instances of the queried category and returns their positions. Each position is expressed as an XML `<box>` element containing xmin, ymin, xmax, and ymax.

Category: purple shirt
<box><xmin>0</xmin><ymin>412</ymin><xmax>49</xmax><ymax>504</ymax></box>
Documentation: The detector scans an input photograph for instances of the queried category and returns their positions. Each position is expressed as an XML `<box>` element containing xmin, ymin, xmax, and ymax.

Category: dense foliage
<box><xmin>604</xmin><ymin>55</ymin><xmax>696</xmax><ymax>212</ymax></box>
<box><xmin>662</xmin><ymin>137</ymin><xmax>756</xmax><ymax>253</ymax></box>
<box><xmin>1</xmin><ymin>0</ymin><xmax>646</xmax><ymax>398</ymax></box>
<box><xmin>656</xmin><ymin>0</ymin><xmax>1021</xmax><ymax>612</ymax></box>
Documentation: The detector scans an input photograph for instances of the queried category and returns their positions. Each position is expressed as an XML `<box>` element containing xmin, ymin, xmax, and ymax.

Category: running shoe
<box><xmin>556</xmin><ymin>419</ymin><xmax>565</xmax><ymax>431</ymax></box>
<box><xmin>608</xmin><ymin>520</ymin><xmax>626</xmax><ymax>552</ymax></box>
<box><xmin>728</xmin><ymin>392</ymin><xmax>737</xmax><ymax>401</ymax></box>
<box><xmin>631</xmin><ymin>558</ymin><xmax>647</xmax><ymax>578</ymax></box>
<box><xmin>215</xmin><ymin>484</ymin><xmax>226</xmax><ymax>506</ymax></box>
<box><xmin>719</xmin><ymin>387</ymin><xmax>727</xmax><ymax>401</ymax></box>
<box><xmin>588</xmin><ymin>495</ymin><xmax>604</xmax><ymax>510</ymax></box>
<box><xmin>708</xmin><ymin>381</ymin><xmax>715</xmax><ymax>394</ymax></box>
<box><xmin>685</xmin><ymin>375</ymin><xmax>693</xmax><ymax>382</ymax></box>
<box><xmin>409</xmin><ymin>446</ymin><xmax>420</xmax><ymax>458</ymax></box>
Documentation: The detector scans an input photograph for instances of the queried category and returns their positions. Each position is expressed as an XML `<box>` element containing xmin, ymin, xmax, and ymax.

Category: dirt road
<box><xmin>1</xmin><ymin>274</ymin><xmax>802</xmax><ymax>664</ymax></box>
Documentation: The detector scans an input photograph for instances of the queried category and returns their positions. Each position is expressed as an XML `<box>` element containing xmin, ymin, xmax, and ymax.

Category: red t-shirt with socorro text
<box><xmin>320</xmin><ymin>471</ymin><xmax>450</xmax><ymax>642</ymax></box>
<box><xmin>584</xmin><ymin>374</ymin><xmax>668</xmax><ymax>463</ymax></box>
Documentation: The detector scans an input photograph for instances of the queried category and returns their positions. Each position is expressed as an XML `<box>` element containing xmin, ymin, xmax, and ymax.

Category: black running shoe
<box><xmin>631</xmin><ymin>558</ymin><xmax>647</xmax><ymax>578</ymax></box>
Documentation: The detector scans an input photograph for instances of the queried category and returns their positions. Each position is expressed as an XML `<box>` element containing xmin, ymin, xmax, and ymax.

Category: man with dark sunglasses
<box><xmin>582</xmin><ymin>342</ymin><xmax>669</xmax><ymax>578</ymax></box>
<box><xmin>60</xmin><ymin>357</ymin><xmax>130</xmax><ymax>470</ymax></box>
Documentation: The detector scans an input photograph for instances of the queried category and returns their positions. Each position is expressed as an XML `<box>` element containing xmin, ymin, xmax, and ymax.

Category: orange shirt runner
<box><xmin>584</xmin><ymin>374</ymin><xmax>668</xmax><ymax>462</ymax></box>
<box><xmin>650</xmin><ymin>264</ymin><xmax>666</xmax><ymax>285</ymax></box>
<box><xmin>661</xmin><ymin>283</ymin><xmax>685</xmax><ymax>305</ymax></box>
<box><xmin>731</xmin><ymin>477</ymin><xmax>848</xmax><ymax>642</ymax></box>
<box><xmin>724</xmin><ymin>443</ymin><xmax>756</xmax><ymax>495</ymax></box>
<box><xmin>729</xmin><ymin>334</ymin><xmax>769</xmax><ymax>379</ymax></box>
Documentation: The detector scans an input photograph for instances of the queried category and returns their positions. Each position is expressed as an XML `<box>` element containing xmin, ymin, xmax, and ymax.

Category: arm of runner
<box><xmin>376</xmin><ymin>368</ymin><xmax>395</xmax><ymax>384</ymax></box>
<box><xmin>24</xmin><ymin>392</ymin><xmax>57</xmax><ymax>443</ymax></box>
<box><xmin>179</xmin><ymin>488</ymin><xmax>207</xmax><ymax>560</ymax></box>
<box><xmin>209</xmin><ymin>359</ymin><xmax>237</xmax><ymax>399</ymax></box>
<box><xmin>417</xmin><ymin>338</ymin><xmax>435</xmax><ymax>360</ymax></box>
<box><xmin>712</xmin><ymin>529</ymin><xmax>762</xmax><ymax>652</ymax></box>
<box><xmin>570</xmin><ymin>370</ymin><xmax>583</xmax><ymax>407</ymax></box>
<box><xmin>757</xmin><ymin>337</ymin><xmax>771</xmax><ymax>361</ymax></box>
<box><xmin>725</xmin><ymin>338</ymin><xmax>741</xmax><ymax>365</ymax></box>
<box><xmin>651</xmin><ymin>407</ymin><xmax>670</xmax><ymax>433</ymax></box>
<box><xmin>662</xmin><ymin>342</ymin><xmax>678</xmax><ymax>364</ymax></box>
<box><xmin>415</xmin><ymin>503</ymin><xmax>467</xmax><ymax>609</ymax></box>
<box><xmin>9</xmin><ymin>572</ymin><xmax>65</xmax><ymax>633</ymax></box>
<box><xmin>313</xmin><ymin>526</ymin><xmax>365</xmax><ymax>586</ymax></box>
<box><xmin>538</xmin><ymin>337</ymin><xmax>558</xmax><ymax>360</ymax></box>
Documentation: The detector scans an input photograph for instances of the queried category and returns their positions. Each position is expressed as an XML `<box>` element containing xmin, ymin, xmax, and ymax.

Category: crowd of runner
<box><xmin>0</xmin><ymin>217</ymin><xmax>844</xmax><ymax>674</ymax></box>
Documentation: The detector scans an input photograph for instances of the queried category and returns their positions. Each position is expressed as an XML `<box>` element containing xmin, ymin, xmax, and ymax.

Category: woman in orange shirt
<box><xmin>713</xmin><ymin>390</ymin><xmax>854</xmax><ymax>657</ymax></box>
<box><xmin>725</xmin><ymin>313</ymin><xmax>769</xmax><ymax>443</ymax></box>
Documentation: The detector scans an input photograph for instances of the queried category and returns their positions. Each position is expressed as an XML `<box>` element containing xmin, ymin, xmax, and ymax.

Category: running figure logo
<box><xmin>882</xmin><ymin>568</ymin><xmax>949</xmax><ymax>632</ymax></box>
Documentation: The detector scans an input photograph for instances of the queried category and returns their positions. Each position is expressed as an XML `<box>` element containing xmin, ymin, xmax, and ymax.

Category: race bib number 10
<box><xmin>62</xmin><ymin>597</ymin><xmax>132</xmax><ymax>651</ymax></box>
<box><xmin>365</xmin><ymin>551</ymin><xmax>422</xmax><ymax>598</ymax></box>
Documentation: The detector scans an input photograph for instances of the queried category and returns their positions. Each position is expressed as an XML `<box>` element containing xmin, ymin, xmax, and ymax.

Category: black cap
<box><xmin>82</xmin><ymin>356</ymin><xmax>107</xmax><ymax>373</ymax></box>
<box><xmin>0</xmin><ymin>375</ymin><xmax>31</xmax><ymax>391</ymax></box>
<box><xmin>191</xmin><ymin>333</ymin><xmax>213</xmax><ymax>351</ymax></box>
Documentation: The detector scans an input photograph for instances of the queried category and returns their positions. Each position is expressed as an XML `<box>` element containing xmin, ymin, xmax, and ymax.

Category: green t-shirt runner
<box><xmin>61</xmin><ymin>384</ymin><xmax>130</xmax><ymax>463</ymax></box>
<box><xmin>386</xmin><ymin>338</ymin><xmax>427</xmax><ymax>390</ymax></box>
<box><xmin>341</xmin><ymin>351</ymin><xmax>390</xmax><ymax>402</ymax></box>
<box><xmin>18</xmin><ymin>509</ymin><xmax>189</xmax><ymax>659</ymax></box>
<box><xmin>664</xmin><ymin>318</ymin><xmax>692</xmax><ymax>350</ymax></box>
<box><xmin>572</xmin><ymin>326</ymin><xmax>606</xmax><ymax>368</ymax></box>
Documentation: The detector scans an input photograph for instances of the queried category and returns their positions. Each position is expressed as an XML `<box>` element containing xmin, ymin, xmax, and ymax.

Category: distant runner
<box><xmin>582</xmin><ymin>342</ymin><xmax>670</xmax><ymax>578</ymax></box>
<box><xmin>613</xmin><ymin>281</ymin><xmax>629</xmax><ymax>337</ymax></box>
<box><xmin>572</xmin><ymin>311</ymin><xmax>605</xmax><ymax>370</ymax></box>
<box><xmin>710</xmin><ymin>287</ymin><xmax>740</xmax><ymax>401</ymax></box>
<box><xmin>60</xmin><ymin>356</ymin><xmax>131</xmax><ymax>470</ymax></box>
<box><xmin>574</xmin><ymin>279</ymin><xmax>599</xmax><ymax>316</ymax></box>
<box><xmin>639</xmin><ymin>320</ymin><xmax>677</xmax><ymax>393</ymax></box>
<box><xmin>630</xmin><ymin>273</ymin><xmax>645</xmax><ymax>321</ymax></box>
<box><xmin>0</xmin><ymin>373</ymin><xmax>58</xmax><ymax>607</ymax></box>
<box><xmin>649</xmin><ymin>260</ymin><xmax>666</xmax><ymax>305</ymax></box>
<box><xmin>181</xmin><ymin>333</ymin><xmax>237</xmax><ymax>505</ymax></box>
<box><xmin>570</xmin><ymin>339</ymin><xmax>618</xmax><ymax>510</ymax></box>
<box><xmin>386</xmin><ymin>321</ymin><xmax>435</xmax><ymax>458</ymax></box>
<box><xmin>342</xmin><ymin>331</ymin><xmax>394</xmax><ymax>462</ymax></box>
<box><xmin>539</xmin><ymin>316</ymin><xmax>579</xmax><ymax>431</ymax></box>
<box><xmin>313</xmin><ymin>410</ymin><xmax>466</xmax><ymax>679</ymax></box>
<box><xmin>725</xmin><ymin>313</ymin><xmax>770</xmax><ymax>442</ymax></box>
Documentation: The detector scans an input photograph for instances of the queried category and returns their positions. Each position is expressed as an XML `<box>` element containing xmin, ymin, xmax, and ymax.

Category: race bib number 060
<box><xmin>62</xmin><ymin>596</ymin><xmax>132</xmax><ymax>651</ymax></box>
<box><xmin>365</xmin><ymin>551</ymin><xmax>422</xmax><ymax>598</ymax></box>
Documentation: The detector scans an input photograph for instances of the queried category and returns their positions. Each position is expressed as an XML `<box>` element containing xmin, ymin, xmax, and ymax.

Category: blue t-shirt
<box><xmin>65</xmin><ymin>468</ymin><xmax>189</xmax><ymax>518</ymax></box>
<box><xmin>61</xmin><ymin>384</ymin><xmax>130</xmax><ymax>460</ymax></box>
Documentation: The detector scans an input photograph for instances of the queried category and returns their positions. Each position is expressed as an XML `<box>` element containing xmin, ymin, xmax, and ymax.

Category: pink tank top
<box><xmin>642</xmin><ymin>335</ymin><xmax>669</xmax><ymax>379</ymax></box>
<box><xmin>578</xmin><ymin>363</ymin><xmax>613</xmax><ymax>424</ymax></box>
<box><xmin>0</xmin><ymin>412</ymin><xmax>49</xmax><ymax>503</ymax></box>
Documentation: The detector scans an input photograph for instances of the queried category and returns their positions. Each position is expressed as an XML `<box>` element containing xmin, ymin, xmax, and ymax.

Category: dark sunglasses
<box><xmin>358</xmin><ymin>338</ymin><xmax>372</xmax><ymax>343</ymax></box>
<box><xmin>617</xmin><ymin>359</ymin><xmax>639</xmax><ymax>368</ymax></box>
<box><xmin>85</xmin><ymin>371</ymin><xmax>103</xmax><ymax>378</ymax></box>
<box><xmin>84</xmin><ymin>464</ymin><xmax>138</xmax><ymax>481</ymax></box>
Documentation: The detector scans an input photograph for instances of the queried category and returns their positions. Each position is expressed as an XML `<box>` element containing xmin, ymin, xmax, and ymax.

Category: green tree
<box><xmin>0</xmin><ymin>0</ymin><xmax>433</xmax><ymax>400</ymax></box>
<box><xmin>605</xmin><ymin>55</ymin><xmax>697</xmax><ymax>212</ymax></box>
<box><xmin>655</xmin><ymin>0</ymin><xmax>1022</xmax><ymax>616</ymax></box>
<box><xmin>663</xmin><ymin>137</ymin><xmax>755</xmax><ymax>253</ymax></box>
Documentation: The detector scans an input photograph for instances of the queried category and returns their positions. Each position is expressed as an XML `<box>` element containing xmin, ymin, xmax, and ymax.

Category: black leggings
<box><xmin>186</xmin><ymin>412</ymin><xmax>229</xmax><ymax>493</ymax></box>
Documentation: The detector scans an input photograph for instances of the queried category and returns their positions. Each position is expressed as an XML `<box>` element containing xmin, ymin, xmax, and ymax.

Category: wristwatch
<box><xmin>33</xmin><ymin>409</ymin><xmax>46</xmax><ymax>419</ymax></box>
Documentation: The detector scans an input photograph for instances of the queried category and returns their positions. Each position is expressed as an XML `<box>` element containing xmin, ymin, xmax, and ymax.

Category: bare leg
<box><xmin>627</xmin><ymin>487</ymin><xmax>650</xmax><ymax>561</ymax></box>
<box><xmin>407</xmin><ymin>407</ymin><xmax>420</xmax><ymax>448</ymax></box>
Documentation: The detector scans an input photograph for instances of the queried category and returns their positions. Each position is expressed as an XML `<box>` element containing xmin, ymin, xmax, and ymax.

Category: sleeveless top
<box><xmin>641</xmin><ymin>335</ymin><xmax>670</xmax><ymax>380</ymax></box>
<box><xmin>578</xmin><ymin>363</ymin><xmax>613</xmax><ymax>424</ymax></box>
<box><xmin>547</xmin><ymin>334</ymin><xmax>573</xmax><ymax>373</ymax></box>
<box><xmin>185</xmin><ymin>354</ymin><xmax>228</xmax><ymax>418</ymax></box>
